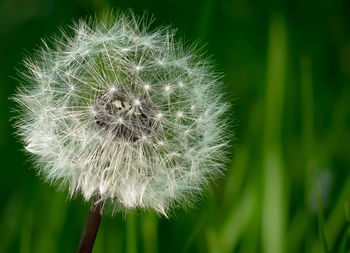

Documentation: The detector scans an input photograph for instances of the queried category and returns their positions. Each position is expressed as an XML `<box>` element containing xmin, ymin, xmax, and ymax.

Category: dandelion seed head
<box><xmin>13</xmin><ymin>11</ymin><xmax>231</xmax><ymax>216</ymax></box>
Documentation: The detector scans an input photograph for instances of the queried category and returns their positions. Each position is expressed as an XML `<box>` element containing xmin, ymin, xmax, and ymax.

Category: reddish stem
<box><xmin>77</xmin><ymin>198</ymin><xmax>104</xmax><ymax>253</ymax></box>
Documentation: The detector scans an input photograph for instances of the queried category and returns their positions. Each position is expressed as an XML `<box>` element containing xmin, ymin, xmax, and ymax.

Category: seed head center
<box><xmin>94</xmin><ymin>87</ymin><xmax>158</xmax><ymax>141</ymax></box>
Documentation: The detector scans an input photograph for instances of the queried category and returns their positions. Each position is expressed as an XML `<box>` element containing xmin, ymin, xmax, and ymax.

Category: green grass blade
<box><xmin>317</xmin><ymin>183</ymin><xmax>329</xmax><ymax>253</ymax></box>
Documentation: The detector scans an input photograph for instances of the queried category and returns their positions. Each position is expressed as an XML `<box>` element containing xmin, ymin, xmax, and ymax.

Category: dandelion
<box><xmin>13</xmin><ymin>11</ymin><xmax>230</xmax><ymax>252</ymax></box>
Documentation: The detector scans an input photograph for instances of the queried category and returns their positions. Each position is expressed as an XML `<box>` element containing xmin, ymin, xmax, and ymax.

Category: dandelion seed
<box><xmin>156</xmin><ymin>113</ymin><xmax>163</xmax><ymax>119</ymax></box>
<box><xmin>164</xmin><ymin>85</ymin><xmax>171</xmax><ymax>92</ymax></box>
<box><xmin>133</xmin><ymin>99</ymin><xmax>141</xmax><ymax>106</ymax></box>
<box><xmin>135</xmin><ymin>65</ymin><xmax>142</xmax><ymax>71</ymax></box>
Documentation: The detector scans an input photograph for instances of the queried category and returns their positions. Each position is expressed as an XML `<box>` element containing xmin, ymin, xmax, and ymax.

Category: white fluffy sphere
<box><xmin>14</xmin><ymin>12</ymin><xmax>230</xmax><ymax>216</ymax></box>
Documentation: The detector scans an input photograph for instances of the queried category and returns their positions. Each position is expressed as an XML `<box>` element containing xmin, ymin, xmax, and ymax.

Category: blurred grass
<box><xmin>1</xmin><ymin>0</ymin><xmax>350</xmax><ymax>252</ymax></box>
<box><xmin>262</xmin><ymin>13</ymin><xmax>287</xmax><ymax>253</ymax></box>
<box><xmin>318</xmin><ymin>184</ymin><xmax>329</xmax><ymax>253</ymax></box>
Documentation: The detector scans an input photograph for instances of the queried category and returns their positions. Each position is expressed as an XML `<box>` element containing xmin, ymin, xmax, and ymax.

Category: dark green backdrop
<box><xmin>1</xmin><ymin>0</ymin><xmax>350</xmax><ymax>252</ymax></box>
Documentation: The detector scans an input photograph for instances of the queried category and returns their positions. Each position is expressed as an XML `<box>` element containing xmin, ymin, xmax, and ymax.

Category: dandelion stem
<box><xmin>77</xmin><ymin>198</ymin><xmax>104</xmax><ymax>253</ymax></box>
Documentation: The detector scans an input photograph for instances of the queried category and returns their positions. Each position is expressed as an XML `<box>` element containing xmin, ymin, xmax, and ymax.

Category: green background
<box><xmin>1</xmin><ymin>0</ymin><xmax>350</xmax><ymax>252</ymax></box>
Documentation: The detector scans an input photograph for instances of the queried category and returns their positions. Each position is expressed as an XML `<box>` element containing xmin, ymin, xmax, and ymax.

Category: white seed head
<box><xmin>13</xmin><ymin>11</ymin><xmax>231</xmax><ymax>216</ymax></box>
